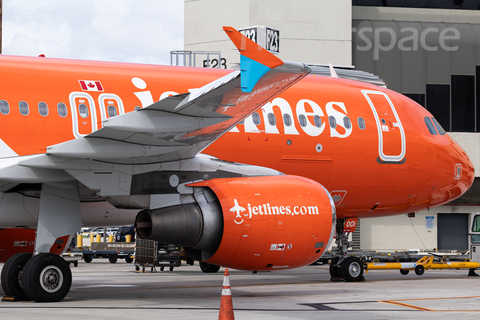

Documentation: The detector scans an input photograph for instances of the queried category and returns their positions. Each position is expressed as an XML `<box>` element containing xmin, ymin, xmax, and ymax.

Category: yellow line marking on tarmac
<box><xmin>380</xmin><ymin>300</ymin><xmax>433</xmax><ymax>311</ymax></box>
<box><xmin>379</xmin><ymin>296</ymin><xmax>480</xmax><ymax>312</ymax></box>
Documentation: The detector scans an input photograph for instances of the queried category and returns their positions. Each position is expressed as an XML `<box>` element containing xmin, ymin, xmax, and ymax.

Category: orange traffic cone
<box><xmin>218</xmin><ymin>268</ymin><xmax>235</xmax><ymax>320</ymax></box>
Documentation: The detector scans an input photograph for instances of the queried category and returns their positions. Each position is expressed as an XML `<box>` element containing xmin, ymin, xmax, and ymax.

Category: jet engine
<box><xmin>135</xmin><ymin>175</ymin><xmax>336</xmax><ymax>271</ymax></box>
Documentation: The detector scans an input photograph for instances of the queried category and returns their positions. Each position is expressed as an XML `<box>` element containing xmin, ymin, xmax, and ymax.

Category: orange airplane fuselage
<box><xmin>0</xmin><ymin>55</ymin><xmax>473</xmax><ymax>220</ymax></box>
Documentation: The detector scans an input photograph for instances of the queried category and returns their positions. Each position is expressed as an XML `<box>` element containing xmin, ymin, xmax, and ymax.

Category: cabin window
<box><xmin>267</xmin><ymin>113</ymin><xmax>276</xmax><ymax>126</ymax></box>
<box><xmin>381</xmin><ymin>118</ymin><xmax>386</xmax><ymax>125</ymax></box>
<box><xmin>38</xmin><ymin>102</ymin><xmax>48</xmax><ymax>116</ymax></box>
<box><xmin>357</xmin><ymin>117</ymin><xmax>366</xmax><ymax>130</ymax></box>
<box><xmin>432</xmin><ymin>117</ymin><xmax>446</xmax><ymax>135</ymax></box>
<box><xmin>108</xmin><ymin>105</ymin><xmax>118</xmax><ymax>118</ymax></box>
<box><xmin>57</xmin><ymin>103</ymin><xmax>68</xmax><ymax>117</ymax></box>
<box><xmin>19</xmin><ymin>101</ymin><xmax>29</xmax><ymax>116</ymax></box>
<box><xmin>0</xmin><ymin>100</ymin><xmax>10</xmax><ymax>115</ymax></box>
<box><xmin>252</xmin><ymin>112</ymin><xmax>261</xmax><ymax>125</ymax></box>
<box><xmin>78</xmin><ymin>104</ymin><xmax>89</xmax><ymax>118</ymax></box>
<box><xmin>424</xmin><ymin>117</ymin><xmax>437</xmax><ymax>135</ymax></box>
<box><xmin>299</xmin><ymin>114</ymin><xmax>307</xmax><ymax>127</ymax></box>
<box><xmin>329</xmin><ymin>116</ymin><xmax>337</xmax><ymax>128</ymax></box>
<box><xmin>314</xmin><ymin>115</ymin><xmax>322</xmax><ymax>128</ymax></box>
<box><xmin>344</xmin><ymin>116</ymin><xmax>352</xmax><ymax>129</ymax></box>
<box><xmin>283</xmin><ymin>114</ymin><xmax>292</xmax><ymax>127</ymax></box>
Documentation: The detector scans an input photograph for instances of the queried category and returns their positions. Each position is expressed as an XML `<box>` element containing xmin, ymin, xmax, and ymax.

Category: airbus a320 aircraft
<box><xmin>0</xmin><ymin>27</ymin><xmax>474</xmax><ymax>302</ymax></box>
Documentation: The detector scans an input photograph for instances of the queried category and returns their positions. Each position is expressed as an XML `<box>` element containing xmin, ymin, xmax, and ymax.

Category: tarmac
<box><xmin>1</xmin><ymin>258</ymin><xmax>480</xmax><ymax>319</ymax></box>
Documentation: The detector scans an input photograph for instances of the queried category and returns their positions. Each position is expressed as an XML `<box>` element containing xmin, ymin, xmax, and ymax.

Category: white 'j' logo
<box><xmin>230</xmin><ymin>199</ymin><xmax>246</xmax><ymax>224</ymax></box>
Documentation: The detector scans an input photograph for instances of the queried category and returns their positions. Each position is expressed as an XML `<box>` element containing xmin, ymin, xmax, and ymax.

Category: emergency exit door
<box><xmin>70</xmin><ymin>92</ymin><xmax>98</xmax><ymax>138</ymax></box>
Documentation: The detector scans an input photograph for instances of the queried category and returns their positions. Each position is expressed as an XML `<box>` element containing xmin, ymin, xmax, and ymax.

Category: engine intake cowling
<box><xmin>135</xmin><ymin>175</ymin><xmax>336</xmax><ymax>270</ymax></box>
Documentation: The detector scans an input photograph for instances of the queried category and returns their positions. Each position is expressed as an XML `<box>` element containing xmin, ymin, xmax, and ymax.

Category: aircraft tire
<box><xmin>1</xmin><ymin>252</ymin><xmax>33</xmax><ymax>300</ymax></box>
<box><xmin>199</xmin><ymin>262</ymin><xmax>221</xmax><ymax>273</ymax></box>
<box><xmin>329</xmin><ymin>258</ymin><xmax>341</xmax><ymax>278</ymax></box>
<box><xmin>22</xmin><ymin>253</ymin><xmax>72</xmax><ymax>302</ymax></box>
<box><xmin>341</xmin><ymin>257</ymin><xmax>364</xmax><ymax>282</ymax></box>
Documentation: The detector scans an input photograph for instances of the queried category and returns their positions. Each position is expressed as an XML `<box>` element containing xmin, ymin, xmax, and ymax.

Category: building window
<box><xmin>426</xmin><ymin>84</ymin><xmax>450</xmax><ymax>132</ymax></box>
<box><xmin>38</xmin><ymin>102</ymin><xmax>48</xmax><ymax>116</ymax></box>
<box><xmin>451</xmin><ymin>75</ymin><xmax>475</xmax><ymax>132</ymax></box>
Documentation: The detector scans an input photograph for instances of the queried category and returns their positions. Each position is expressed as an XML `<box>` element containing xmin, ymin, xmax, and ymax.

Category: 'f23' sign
<box><xmin>266</xmin><ymin>28</ymin><xmax>279</xmax><ymax>53</ymax></box>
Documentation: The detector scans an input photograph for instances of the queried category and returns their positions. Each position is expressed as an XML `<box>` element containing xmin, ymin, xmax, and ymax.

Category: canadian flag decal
<box><xmin>79</xmin><ymin>80</ymin><xmax>104</xmax><ymax>92</ymax></box>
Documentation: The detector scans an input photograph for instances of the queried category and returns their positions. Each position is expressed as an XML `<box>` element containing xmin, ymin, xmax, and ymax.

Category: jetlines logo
<box><xmin>230</xmin><ymin>199</ymin><xmax>320</xmax><ymax>224</ymax></box>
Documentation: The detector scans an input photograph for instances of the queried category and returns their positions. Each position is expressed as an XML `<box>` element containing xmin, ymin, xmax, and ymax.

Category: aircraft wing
<box><xmin>45</xmin><ymin>26</ymin><xmax>311</xmax><ymax>164</ymax></box>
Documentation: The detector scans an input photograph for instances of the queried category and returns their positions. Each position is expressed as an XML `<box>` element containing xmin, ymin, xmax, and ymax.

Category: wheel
<box><xmin>169</xmin><ymin>266</ymin><xmax>174</xmax><ymax>271</ymax></box>
<box><xmin>135</xmin><ymin>266</ymin><xmax>140</xmax><ymax>271</ymax></box>
<box><xmin>329</xmin><ymin>257</ymin><xmax>341</xmax><ymax>278</ymax></box>
<box><xmin>341</xmin><ymin>257</ymin><xmax>364</xmax><ymax>282</ymax></box>
<box><xmin>73</xmin><ymin>260</ymin><xmax>78</xmax><ymax>268</ymax></box>
<box><xmin>125</xmin><ymin>256</ymin><xmax>133</xmax><ymax>263</ymax></box>
<box><xmin>108</xmin><ymin>255</ymin><xmax>117</xmax><ymax>264</ymax></box>
<box><xmin>22</xmin><ymin>253</ymin><xmax>72</xmax><ymax>302</ymax></box>
<box><xmin>199</xmin><ymin>262</ymin><xmax>221</xmax><ymax>273</ymax></box>
<box><xmin>83</xmin><ymin>254</ymin><xmax>93</xmax><ymax>263</ymax></box>
<box><xmin>1</xmin><ymin>252</ymin><xmax>32</xmax><ymax>300</ymax></box>
<box><xmin>160</xmin><ymin>266</ymin><xmax>164</xmax><ymax>271</ymax></box>
<box><xmin>415</xmin><ymin>265</ymin><xmax>425</xmax><ymax>275</ymax></box>
<box><xmin>186</xmin><ymin>256</ymin><xmax>195</xmax><ymax>265</ymax></box>
<box><xmin>400</xmin><ymin>269</ymin><xmax>409</xmax><ymax>275</ymax></box>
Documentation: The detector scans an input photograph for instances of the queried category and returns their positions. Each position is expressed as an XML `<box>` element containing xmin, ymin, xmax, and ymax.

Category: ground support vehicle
<box><xmin>135</xmin><ymin>239</ymin><xmax>181</xmax><ymax>272</ymax></box>
<box><xmin>78</xmin><ymin>242</ymin><xmax>135</xmax><ymax>263</ymax></box>
<box><xmin>366</xmin><ymin>254</ymin><xmax>480</xmax><ymax>275</ymax></box>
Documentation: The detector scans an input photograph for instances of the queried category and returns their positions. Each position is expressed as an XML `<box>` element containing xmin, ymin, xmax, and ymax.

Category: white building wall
<box><xmin>184</xmin><ymin>0</ymin><xmax>352</xmax><ymax>68</ymax></box>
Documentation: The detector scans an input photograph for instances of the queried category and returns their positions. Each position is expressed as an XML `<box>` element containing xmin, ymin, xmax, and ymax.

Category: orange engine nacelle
<box><xmin>135</xmin><ymin>175</ymin><xmax>336</xmax><ymax>271</ymax></box>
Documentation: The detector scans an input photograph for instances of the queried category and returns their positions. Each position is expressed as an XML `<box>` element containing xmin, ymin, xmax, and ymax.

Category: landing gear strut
<box><xmin>329</xmin><ymin>218</ymin><xmax>365</xmax><ymax>282</ymax></box>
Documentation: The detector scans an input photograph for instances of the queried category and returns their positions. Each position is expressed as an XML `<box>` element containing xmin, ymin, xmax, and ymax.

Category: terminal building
<box><xmin>182</xmin><ymin>0</ymin><xmax>480</xmax><ymax>252</ymax></box>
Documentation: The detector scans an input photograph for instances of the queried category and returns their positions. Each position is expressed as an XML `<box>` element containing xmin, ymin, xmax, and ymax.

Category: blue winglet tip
<box><xmin>240</xmin><ymin>55</ymin><xmax>271</xmax><ymax>93</ymax></box>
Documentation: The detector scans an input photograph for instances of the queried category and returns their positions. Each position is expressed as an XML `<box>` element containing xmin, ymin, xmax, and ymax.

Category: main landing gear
<box><xmin>2</xmin><ymin>252</ymin><xmax>72</xmax><ymax>302</ymax></box>
<box><xmin>1</xmin><ymin>181</ymin><xmax>81</xmax><ymax>302</ymax></box>
<box><xmin>329</xmin><ymin>219</ymin><xmax>365</xmax><ymax>282</ymax></box>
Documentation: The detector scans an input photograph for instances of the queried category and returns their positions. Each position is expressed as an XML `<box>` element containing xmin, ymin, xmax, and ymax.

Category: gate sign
<box><xmin>238</xmin><ymin>26</ymin><xmax>280</xmax><ymax>54</ymax></box>
<box><xmin>343</xmin><ymin>218</ymin><xmax>358</xmax><ymax>233</ymax></box>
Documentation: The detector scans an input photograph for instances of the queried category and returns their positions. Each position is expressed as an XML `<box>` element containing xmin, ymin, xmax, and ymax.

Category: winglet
<box><xmin>223</xmin><ymin>26</ymin><xmax>283</xmax><ymax>93</ymax></box>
